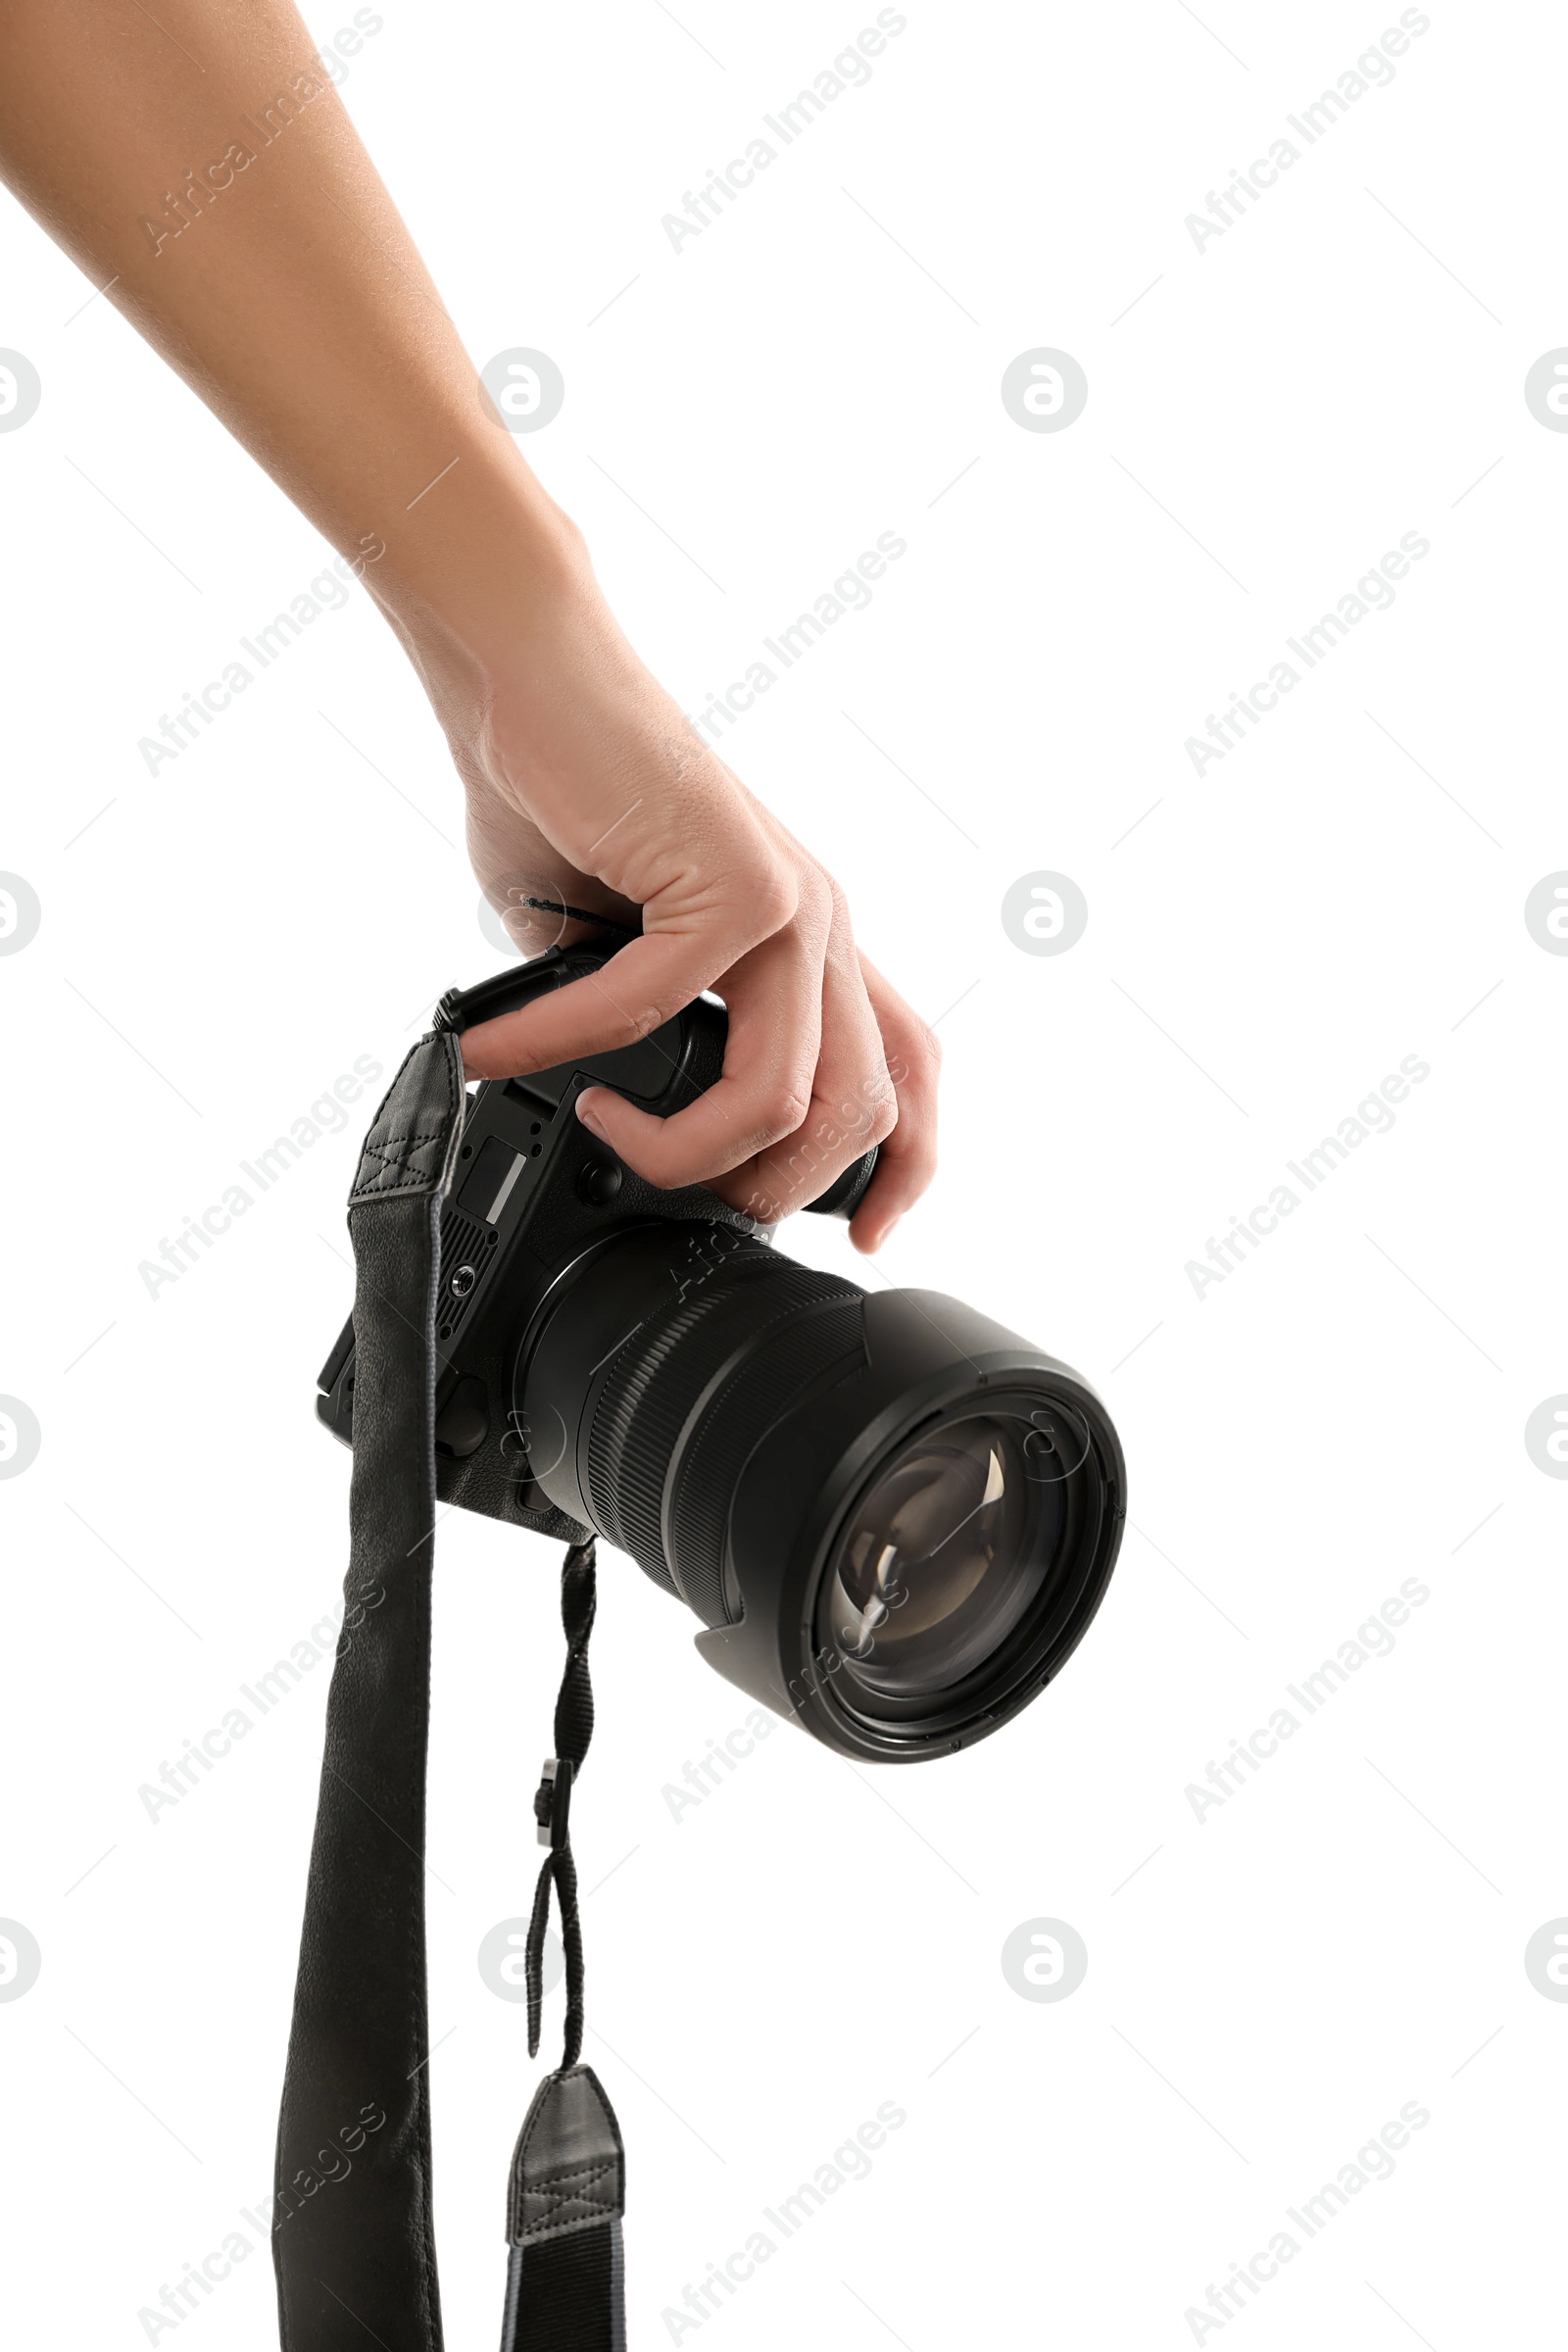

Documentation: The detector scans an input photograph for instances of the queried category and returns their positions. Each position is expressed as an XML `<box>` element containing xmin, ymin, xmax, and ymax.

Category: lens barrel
<box><xmin>519</xmin><ymin>1224</ymin><xmax>1124</xmax><ymax>1762</ymax></box>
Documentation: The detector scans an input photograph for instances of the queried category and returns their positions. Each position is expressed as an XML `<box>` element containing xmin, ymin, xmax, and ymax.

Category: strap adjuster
<box><xmin>533</xmin><ymin>1757</ymin><xmax>573</xmax><ymax>1850</ymax></box>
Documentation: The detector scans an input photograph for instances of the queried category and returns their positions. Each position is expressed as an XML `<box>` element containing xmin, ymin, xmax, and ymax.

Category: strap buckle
<box><xmin>533</xmin><ymin>1757</ymin><xmax>573</xmax><ymax>1850</ymax></box>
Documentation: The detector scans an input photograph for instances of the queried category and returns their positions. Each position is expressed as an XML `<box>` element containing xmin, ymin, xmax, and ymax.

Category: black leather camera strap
<box><xmin>273</xmin><ymin>1031</ymin><xmax>626</xmax><ymax>2351</ymax></box>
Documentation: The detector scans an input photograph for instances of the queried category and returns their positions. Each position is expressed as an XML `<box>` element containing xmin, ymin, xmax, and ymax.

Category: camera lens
<box><xmin>818</xmin><ymin>1414</ymin><xmax>1063</xmax><ymax>1700</ymax></box>
<box><xmin>518</xmin><ymin>1224</ymin><xmax>1124</xmax><ymax>1762</ymax></box>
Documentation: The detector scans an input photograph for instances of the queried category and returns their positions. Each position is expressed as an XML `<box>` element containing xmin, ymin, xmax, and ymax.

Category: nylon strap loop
<box><xmin>525</xmin><ymin>1543</ymin><xmax>598</xmax><ymax>2065</ymax></box>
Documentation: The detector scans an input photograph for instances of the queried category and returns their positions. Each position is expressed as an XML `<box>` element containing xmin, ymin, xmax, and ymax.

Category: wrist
<box><xmin>365</xmin><ymin>442</ymin><xmax>597</xmax><ymax>706</ymax></box>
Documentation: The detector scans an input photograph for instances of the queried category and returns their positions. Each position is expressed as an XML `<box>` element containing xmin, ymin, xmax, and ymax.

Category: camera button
<box><xmin>576</xmin><ymin>1158</ymin><xmax>623</xmax><ymax>1207</ymax></box>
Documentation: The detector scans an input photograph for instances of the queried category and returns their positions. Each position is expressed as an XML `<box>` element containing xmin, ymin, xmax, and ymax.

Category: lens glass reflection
<box><xmin>819</xmin><ymin>1414</ymin><xmax>1064</xmax><ymax>1698</ymax></box>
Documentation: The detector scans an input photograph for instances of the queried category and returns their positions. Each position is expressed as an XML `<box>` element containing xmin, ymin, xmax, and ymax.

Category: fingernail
<box><xmin>575</xmin><ymin>1091</ymin><xmax>606</xmax><ymax>1140</ymax></box>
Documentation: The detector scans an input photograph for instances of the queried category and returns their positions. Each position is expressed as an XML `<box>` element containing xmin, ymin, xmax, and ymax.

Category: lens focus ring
<box><xmin>584</xmin><ymin>1245</ymin><xmax>860</xmax><ymax>1614</ymax></box>
<box><xmin>665</xmin><ymin>1295</ymin><xmax>865</xmax><ymax>1626</ymax></box>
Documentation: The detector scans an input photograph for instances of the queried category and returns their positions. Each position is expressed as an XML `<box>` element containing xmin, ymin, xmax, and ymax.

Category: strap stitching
<box><xmin>515</xmin><ymin>2154</ymin><xmax>624</xmax><ymax>2244</ymax></box>
<box><xmin>526</xmin><ymin>2158</ymin><xmax>618</xmax><ymax>2196</ymax></box>
<box><xmin>356</xmin><ymin>1129</ymin><xmax>451</xmax><ymax>1191</ymax></box>
<box><xmin>349</xmin><ymin>1038</ymin><xmax>464</xmax><ymax>1200</ymax></box>
<box><xmin>531</xmin><ymin>2191</ymin><xmax>620</xmax><ymax>2230</ymax></box>
<box><xmin>363</xmin><ymin>1128</ymin><xmax>449</xmax><ymax>1156</ymax></box>
<box><xmin>520</xmin><ymin>2187</ymin><xmax>623</xmax><ymax>2241</ymax></box>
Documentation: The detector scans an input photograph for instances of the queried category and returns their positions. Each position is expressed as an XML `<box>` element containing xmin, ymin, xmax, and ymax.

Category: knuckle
<box><xmin>616</xmin><ymin>1000</ymin><xmax>667</xmax><ymax>1044</ymax></box>
<box><xmin>844</xmin><ymin>1062</ymin><xmax>898</xmax><ymax>1139</ymax></box>
<box><xmin>746</xmin><ymin>858</ymin><xmax>800</xmax><ymax>940</ymax></box>
<box><xmin>553</xmin><ymin>509</ymin><xmax>590</xmax><ymax>566</ymax></box>
<box><xmin>760</xmin><ymin>1082</ymin><xmax>813</xmax><ymax>1141</ymax></box>
<box><xmin>866</xmin><ymin>1089</ymin><xmax>900</xmax><ymax>1147</ymax></box>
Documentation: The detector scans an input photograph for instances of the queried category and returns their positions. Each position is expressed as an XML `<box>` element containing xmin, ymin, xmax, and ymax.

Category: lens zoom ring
<box><xmin>586</xmin><ymin>1250</ymin><xmax>848</xmax><ymax>1592</ymax></box>
<box><xmin>666</xmin><ymin>1296</ymin><xmax>865</xmax><ymax>1628</ymax></box>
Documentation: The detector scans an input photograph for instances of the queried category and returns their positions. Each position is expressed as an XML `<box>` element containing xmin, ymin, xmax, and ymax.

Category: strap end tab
<box><xmin>501</xmin><ymin>2065</ymin><xmax>627</xmax><ymax>2351</ymax></box>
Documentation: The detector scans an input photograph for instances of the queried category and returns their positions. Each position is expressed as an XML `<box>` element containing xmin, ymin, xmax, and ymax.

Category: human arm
<box><xmin>0</xmin><ymin>0</ymin><xmax>939</xmax><ymax>1245</ymax></box>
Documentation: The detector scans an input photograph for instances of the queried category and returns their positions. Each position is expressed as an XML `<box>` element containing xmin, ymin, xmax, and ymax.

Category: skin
<box><xmin>0</xmin><ymin>0</ymin><xmax>940</xmax><ymax>1248</ymax></box>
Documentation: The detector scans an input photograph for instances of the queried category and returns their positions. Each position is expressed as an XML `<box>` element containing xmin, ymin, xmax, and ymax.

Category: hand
<box><xmin>0</xmin><ymin>0</ymin><xmax>939</xmax><ymax>1251</ymax></box>
<box><xmin>432</xmin><ymin>539</ymin><xmax>941</xmax><ymax>1252</ymax></box>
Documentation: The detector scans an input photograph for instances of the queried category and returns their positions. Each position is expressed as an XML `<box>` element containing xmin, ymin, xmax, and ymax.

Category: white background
<box><xmin>1</xmin><ymin>2</ymin><xmax>1563</xmax><ymax>2344</ymax></box>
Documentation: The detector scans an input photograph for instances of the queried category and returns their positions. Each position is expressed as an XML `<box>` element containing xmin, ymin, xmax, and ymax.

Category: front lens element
<box><xmin>818</xmin><ymin>1414</ymin><xmax>1065</xmax><ymax>1699</ymax></box>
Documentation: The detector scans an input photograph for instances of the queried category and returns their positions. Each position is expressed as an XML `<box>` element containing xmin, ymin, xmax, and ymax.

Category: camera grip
<box><xmin>434</xmin><ymin>949</ymin><xmax>877</xmax><ymax>1213</ymax></box>
<box><xmin>433</xmin><ymin>947</ymin><xmax>583</xmax><ymax>1036</ymax></box>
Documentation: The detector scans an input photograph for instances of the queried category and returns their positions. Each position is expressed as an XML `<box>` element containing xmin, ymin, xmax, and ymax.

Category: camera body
<box><xmin>318</xmin><ymin>944</ymin><xmax>1125</xmax><ymax>1760</ymax></box>
<box><xmin>316</xmin><ymin>944</ymin><xmax>868</xmax><ymax>1539</ymax></box>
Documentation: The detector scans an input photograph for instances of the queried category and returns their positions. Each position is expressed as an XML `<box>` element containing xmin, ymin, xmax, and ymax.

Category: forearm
<box><xmin>0</xmin><ymin>0</ymin><xmax>574</xmax><ymax>660</ymax></box>
<box><xmin>0</xmin><ymin>0</ymin><xmax>940</xmax><ymax>1243</ymax></box>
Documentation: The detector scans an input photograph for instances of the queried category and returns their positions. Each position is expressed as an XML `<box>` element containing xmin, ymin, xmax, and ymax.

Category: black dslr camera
<box><xmin>318</xmin><ymin>945</ymin><xmax>1125</xmax><ymax>1761</ymax></box>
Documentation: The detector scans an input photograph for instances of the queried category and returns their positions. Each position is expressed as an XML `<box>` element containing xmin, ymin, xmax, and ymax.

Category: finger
<box><xmin>484</xmin><ymin>875</ymin><xmax>643</xmax><ymax>959</ymax></box>
<box><xmin>459</xmin><ymin>901</ymin><xmax>786</xmax><ymax>1082</ymax></box>
<box><xmin>704</xmin><ymin>923</ymin><xmax>895</xmax><ymax>1226</ymax></box>
<box><xmin>574</xmin><ymin>916</ymin><xmax>826</xmax><ymax>1189</ymax></box>
<box><xmin>847</xmin><ymin>956</ymin><xmax>941</xmax><ymax>1252</ymax></box>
